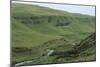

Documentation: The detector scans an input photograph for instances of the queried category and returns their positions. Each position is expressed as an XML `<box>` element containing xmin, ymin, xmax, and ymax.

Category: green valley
<box><xmin>11</xmin><ymin>3</ymin><xmax>96</xmax><ymax>66</ymax></box>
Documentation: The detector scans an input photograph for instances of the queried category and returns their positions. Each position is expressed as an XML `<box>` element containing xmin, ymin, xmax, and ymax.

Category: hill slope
<box><xmin>50</xmin><ymin>33</ymin><xmax>96</xmax><ymax>63</ymax></box>
<box><xmin>11</xmin><ymin>3</ymin><xmax>96</xmax><ymax>65</ymax></box>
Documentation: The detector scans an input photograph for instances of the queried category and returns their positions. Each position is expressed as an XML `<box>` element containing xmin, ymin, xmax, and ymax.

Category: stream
<box><xmin>13</xmin><ymin>49</ymin><xmax>54</xmax><ymax>67</ymax></box>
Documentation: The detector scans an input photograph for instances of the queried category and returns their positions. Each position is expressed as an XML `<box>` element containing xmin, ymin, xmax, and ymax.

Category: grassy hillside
<box><xmin>50</xmin><ymin>33</ymin><xmax>96</xmax><ymax>63</ymax></box>
<box><xmin>11</xmin><ymin>3</ymin><xmax>96</xmax><ymax>66</ymax></box>
<box><xmin>11</xmin><ymin>19</ymin><xmax>61</xmax><ymax>47</ymax></box>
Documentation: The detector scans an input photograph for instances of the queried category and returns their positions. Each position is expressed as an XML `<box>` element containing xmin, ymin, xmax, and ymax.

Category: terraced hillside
<box><xmin>11</xmin><ymin>3</ymin><xmax>96</xmax><ymax>66</ymax></box>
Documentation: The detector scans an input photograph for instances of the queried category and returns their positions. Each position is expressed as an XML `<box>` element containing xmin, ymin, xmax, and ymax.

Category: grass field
<box><xmin>11</xmin><ymin>3</ymin><xmax>96</xmax><ymax>66</ymax></box>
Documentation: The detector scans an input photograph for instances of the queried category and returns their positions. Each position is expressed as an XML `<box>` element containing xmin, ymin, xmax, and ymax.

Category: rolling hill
<box><xmin>11</xmin><ymin>3</ymin><xmax>96</xmax><ymax>66</ymax></box>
